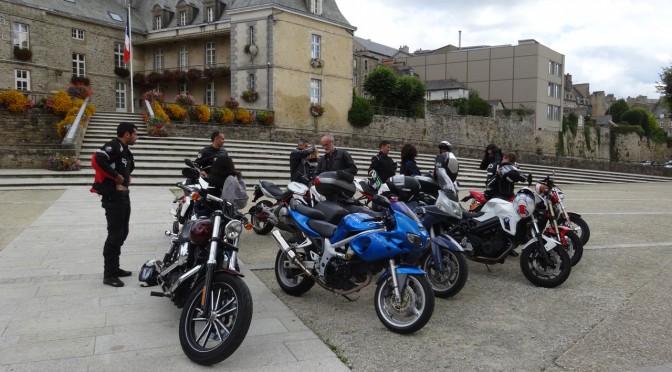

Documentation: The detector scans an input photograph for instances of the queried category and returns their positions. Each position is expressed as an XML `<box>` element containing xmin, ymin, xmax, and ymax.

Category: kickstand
<box><xmin>485</xmin><ymin>264</ymin><xmax>492</xmax><ymax>272</ymax></box>
<box><xmin>342</xmin><ymin>294</ymin><xmax>359</xmax><ymax>302</ymax></box>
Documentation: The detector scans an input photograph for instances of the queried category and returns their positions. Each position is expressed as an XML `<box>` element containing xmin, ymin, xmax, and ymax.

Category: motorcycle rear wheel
<box><xmin>374</xmin><ymin>274</ymin><xmax>435</xmax><ymax>334</ymax></box>
<box><xmin>558</xmin><ymin>214</ymin><xmax>590</xmax><ymax>246</ymax></box>
<box><xmin>179</xmin><ymin>274</ymin><xmax>253</xmax><ymax>365</ymax></box>
<box><xmin>250</xmin><ymin>200</ymin><xmax>274</xmax><ymax>235</ymax></box>
<box><xmin>274</xmin><ymin>249</ymin><xmax>315</xmax><ymax>296</ymax></box>
<box><xmin>520</xmin><ymin>243</ymin><xmax>571</xmax><ymax>288</ymax></box>
<box><xmin>420</xmin><ymin>248</ymin><xmax>468</xmax><ymax>298</ymax></box>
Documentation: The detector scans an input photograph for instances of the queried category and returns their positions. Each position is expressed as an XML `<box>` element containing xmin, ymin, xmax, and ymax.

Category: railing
<box><xmin>144</xmin><ymin>99</ymin><xmax>155</xmax><ymax>118</ymax></box>
<box><xmin>134</xmin><ymin>62</ymin><xmax>232</xmax><ymax>75</ymax></box>
<box><xmin>63</xmin><ymin>96</ymin><xmax>90</xmax><ymax>146</ymax></box>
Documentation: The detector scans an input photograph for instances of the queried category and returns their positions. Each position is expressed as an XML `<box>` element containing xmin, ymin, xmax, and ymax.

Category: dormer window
<box><xmin>152</xmin><ymin>4</ymin><xmax>174</xmax><ymax>30</ymax></box>
<box><xmin>203</xmin><ymin>0</ymin><xmax>225</xmax><ymax>23</ymax></box>
<box><xmin>176</xmin><ymin>0</ymin><xmax>198</xmax><ymax>26</ymax></box>
<box><xmin>180</xmin><ymin>11</ymin><xmax>187</xmax><ymax>26</ymax></box>
<box><xmin>307</xmin><ymin>0</ymin><xmax>322</xmax><ymax>15</ymax></box>
<box><xmin>155</xmin><ymin>15</ymin><xmax>162</xmax><ymax>30</ymax></box>
<box><xmin>207</xmin><ymin>7</ymin><xmax>214</xmax><ymax>22</ymax></box>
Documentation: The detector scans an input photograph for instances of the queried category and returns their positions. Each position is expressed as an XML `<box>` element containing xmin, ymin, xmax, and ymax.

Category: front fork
<box><xmin>201</xmin><ymin>211</ymin><xmax>224</xmax><ymax>314</ymax></box>
<box><xmin>388</xmin><ymin>259</ymin><xmax>408</xmax><ymax>301</ymax></box>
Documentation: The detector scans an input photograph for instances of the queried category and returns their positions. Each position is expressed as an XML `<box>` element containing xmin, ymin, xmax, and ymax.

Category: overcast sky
<box><xmin>337</xmin><ymin>0</ymin><xmax>671</xmax><ymax>100</ymax></box>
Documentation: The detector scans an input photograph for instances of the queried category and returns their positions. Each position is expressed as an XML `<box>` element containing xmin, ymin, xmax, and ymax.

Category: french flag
<box><xmin>123</xmin><ymin>14</ymin><xmax>131</xmax><ymax>64</ymax></box>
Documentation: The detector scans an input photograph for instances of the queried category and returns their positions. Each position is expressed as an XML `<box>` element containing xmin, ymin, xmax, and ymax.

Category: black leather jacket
<box><xmin>315</xmin><ymin>148</ymin><xmax>358</xmax><ymax>176</ymax></box>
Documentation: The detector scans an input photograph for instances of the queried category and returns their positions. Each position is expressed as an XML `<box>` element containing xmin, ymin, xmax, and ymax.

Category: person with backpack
<box><xmin>91</xmin><ymin>122</ymin><xmax>137</xmax><ymax>287</ymax></box>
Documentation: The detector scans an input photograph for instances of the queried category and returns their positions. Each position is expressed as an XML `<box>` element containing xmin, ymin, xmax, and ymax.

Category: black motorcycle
<box><xmin>139</xmin><ymin>170</ymin><xmax>252</xmax><ymax>365</ymax></box>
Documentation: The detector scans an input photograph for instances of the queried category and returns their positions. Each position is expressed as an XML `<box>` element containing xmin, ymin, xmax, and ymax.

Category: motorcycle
<box><xmin>170</xmin><ymin>159</ymin><xmax>207</xmax><ymax>234</ymax></box>
<box><xmin>446</xmin><ymin>187</ymin><xmax>572</xmax><ymax>288</ymax></box>
<box><xmin>248</xmin><ymin>180</ymin><xmax>312</xmax><ymax>235</ymax></box>
<box><xmin>139</xmin><ymin>170</ymin><xmax>253</xmax><ymax>365</ymax></box>
<box><xmin>271</xmin><ymin>171</ymin><xmax>435</xmax><ymax>334</ymax></box>
<box><xmin>534</xmin><ymin>176</ymin><xmax>583</xmax><ymax>266</ymax></box>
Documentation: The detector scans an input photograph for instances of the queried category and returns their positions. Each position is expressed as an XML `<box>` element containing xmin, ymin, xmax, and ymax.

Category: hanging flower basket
<box><xmin>13</xmin><ymin>47</ymin><xmax>32</xmax><ymax>61</ymax></box>
<box><xmin>310</xmin><ymin>58</ymin><xmax>325</xmax><ymax>68</ymax></box>
<box><xmin>114</xmin><ymin>67</ymin><xmax>130</xmax><ymax>78</ymax></box>
<box><xmin>241</xmin><ymin>90</ymin><xmax>258</xmax><ymax>103</ymax></box>
<box><xmin>244</xmin><ymin>43</ymin><xmax>258</xmax><ymax>56</ymax></box>
<box><xmin>186</xmin><ymin>68</ymin><xmax>203</xmax><ymax>81</ymax></box>
<box><xmin>310</xmin><ymin>103</ymin><xmax>324</xmax><ymax>117</ymax></box>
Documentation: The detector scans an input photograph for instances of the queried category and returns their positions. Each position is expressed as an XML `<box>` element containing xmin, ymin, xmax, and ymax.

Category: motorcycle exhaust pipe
<box><xmin>270</xmin><ymin>229</ymin><xmax>371</xmax><ymax>296</ymax></box>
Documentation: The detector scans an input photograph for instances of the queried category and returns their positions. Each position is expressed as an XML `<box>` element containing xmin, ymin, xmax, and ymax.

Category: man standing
<box><xmin>93</xmin><ymin>122</ymin><xmax>137</xmax><ymax>287</ymax></box>
<box><xmin>315</xmin><ymin>135</ymin><xmax>358</xmax><ymax>176</ymax></box>
<box><xmin>289</xmin><ymin>138</ymin><xmax>318</xmax><ymax>185</ymax></box>
<box><xmin>368</xmin><ymin>140</ymin><xmax>397</xmax><ymax>182</ymax></box>
<box><xmin>485</xmin><ymin>152</ymin><xmax>528</xmax><ymax>200</ymax></box>
<box><xmin>194</xmin><ymin>131</ymin><xmax>228</xmax><ymax>177</ymax></box>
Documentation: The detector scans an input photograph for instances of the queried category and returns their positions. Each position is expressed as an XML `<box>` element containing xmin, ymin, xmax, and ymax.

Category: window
<box><xmin>207</xmin><ymin>7</ymin><xmax>215</xmax><ymax>22</ymax></box>
<box><xmin>547</xmin><ymin>104</ymin><xmax>560</xmax><ymax>121</ymax></box>
<box><xmin>311</xmin><ymin>34</ymin><xmax>321</xmax><ymax>59</ymax></box>
<box><xmin>443</xmin><ymin>91</ymin><xmax>450</xmax><ymax>100</ymax></box>
<box><xmin>114</xmin><ymin>43</ymin><xmax>124</xmax><ymax>68</ymax></box>
<box><xmin>310</xmin><ymin>79</ymin><xmax>321</xmax><ymax>104</ymax></box>
<box><xmin>310</xmin><ymin>0</ymin><xmax>322</xmax><ymax>15</ymax></box>
<box><xmin>72</xmin><ymin>28</ymin><xmax>84</xmax><ymax>40</ymax></box>
<box><xmin>548</xmin><ymin>61</ymin><xmax>562</xmax><ymax>77</ymax></box>
<box><xmin>364</xmin><ymin>60</ymin><xmax>368</xmax><ymax>71</ymax></box>
<box><xmin>353</xmin><ymin>59</ymin><xmax>357</xmax><ymax>69</ymax></box>
<box><xmin>353</xmin><ymin>74</ymin><xmax>357</xmax><ymax>86</ymax></box>
<box><xmin>205</xmin><ymin>42</ymin><xmax>216</xmax><ymax>68</ymax></box>
<box><xmin>115</xmin><ymin>82</ymin><xmax>126</xmax><ymax>110</ymax></box>
<box><xmin>248</xmin><ymin>73</ymin><xmax>256</xmax><ymax>91</ymax></box>
<box><xmin>547</xmin><ymin>82</ymin><xmax>562</xmax><ymax>98</ymax></box>
<box><xmin>179</xmin><ymin>46</ymin><xmax>189</xmax><ymax>71</ymax></box>
<box><xmin>154</xmin><ymin>48</ymin><xmax>164</xmax><ymax>71</ymax></box>
<box><xmin>179</xmin><ymin>82</ymin><xmax>188</xmax><ymax>95</ymax></box>
<box><xmin>72</xmin><ymin>53</ymin><xmax>86</xmax><ymax>76</ymax></box>
<box><xmin>180</xmin><ymin>11</ymin><xmax>187</xmax><ymax>26</ymax></box>
<box><xmin>15</xmin><ymin>70</ymin><xmax>30</xmax><ymax>91</ymax></box>
<box><xmin>108</xmin><ymin>11</ymin><xmax>123</xmax><ymax>22</ymax></box>
<box><xmin>155</xmin><ymin>15</ymin><xmax>162</xmax><ymax>30</ymax></box>
<box><xmin>247</xmin><ymin>26</ymin><xmax>255</xmax><ymax>45</ymax></box>
<box><xmin>13</xmin><ymin>23</ymin><xmax>29</xmax><ymax>49</ymax></box>
<box><xmin>205</xmin><ymin>81</ymin><xmax>215</xmax><ymax>106</ymax></box>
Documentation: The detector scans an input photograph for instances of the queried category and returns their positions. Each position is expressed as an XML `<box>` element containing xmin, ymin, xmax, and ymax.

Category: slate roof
<box><xmin>8</xmin><ymin>0</ymin><xmax>135</xmax><ymax>30</ymax></box>
<box><xmin>424</xmin><ymin>79</ymin><xmax>467</xmax><ymax>91</ymax></box>
<box><xmin>354</xmin><ymin>36</ymin><xmax>410</xmax><ymax>58</ymax></box>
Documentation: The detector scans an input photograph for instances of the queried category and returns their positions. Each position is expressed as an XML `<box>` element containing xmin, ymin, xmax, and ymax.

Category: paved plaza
<box><xmin>1</xmin><ymin>182</ymin><xmax>672</xmax><ymax>371</ymax></box>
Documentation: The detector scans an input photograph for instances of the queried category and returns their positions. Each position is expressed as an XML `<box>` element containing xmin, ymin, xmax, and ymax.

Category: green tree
<box><xmin>454</xmin><ymin>91</ymin><xmax>491</xmax><ymax>117</ymax></box>
<box><xmin>656</xmin><ymin>66</ymin><xmax>672</xmax><ymax>110</ymax></box>
<box><xmin>606</xmin><ymin>99</ymin><xmax>629</xmax><ymax>124</ymax></box>
<box><xmin>363</xmin><ymin>66</ymin><xmax>398</xmax><ymax>108</ymax></box>
<box><xmin>394</xmin><ymin>75</ymin><xmax>425</xmax><ymax>116</ymax></box>
<box><xmin>348</xmin><ymin>90</ymin><xmax>374</xmax><ymax>127</ymax></box>
<box><xmin>621</xmin><ymin>107</ymin><xmax>656</xmax><ymax>137</ymax></box>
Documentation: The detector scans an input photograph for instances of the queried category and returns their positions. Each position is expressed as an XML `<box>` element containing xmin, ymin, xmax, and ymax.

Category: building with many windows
<box><xmin>394</xmin><ymin>39</ymin><xmax>566</xmax><ymax>131</ymax></box>
<box><xmin>0</xmin><ymin>0</ymin><xmax>356</xmax><ymax>131</ymax></box>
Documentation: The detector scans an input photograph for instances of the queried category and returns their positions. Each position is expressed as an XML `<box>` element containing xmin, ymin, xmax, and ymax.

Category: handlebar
<box><xmin>176</xmin><ymin>182</ymin><xmax>199</xmax><ymax>193</ymax></box>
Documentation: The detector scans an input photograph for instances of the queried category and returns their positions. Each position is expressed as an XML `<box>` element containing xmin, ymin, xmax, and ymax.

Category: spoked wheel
<box><xmin>374</xmin><ymin>274</ymin><xmax>435</xmax><ymax>334</ymax></box>
<box><xmin>250</xmin><ymin>200</ymin><xmax>274</xmax><ymax>235</ymax></box>
<box><xmin>274</xmin><ymin>249</ymin><xmax>315</xmax><ymax>296</ymax></box>
<box><xmin>545</xmin><ymin>231</ymin><xmax>583</xmax><ymax>266</ymax></box>
<box><xmin>520</xmin><ymin>243</ymin><xmax>571</xmax><ymax>288</ymax></box>
<box><xmin>558</xmin><ymin>214</ymin><xmax>590</xmax><ymax>246</ymax></box>
<box><xmin>179</xmin><ymin>274</ymin><xmax>253</xmax><ymax>365</ymax></box>
<box><xmin>420</xmin><ymin>248</ymin><xmax>469</xmax><ymax>298</ymax></box>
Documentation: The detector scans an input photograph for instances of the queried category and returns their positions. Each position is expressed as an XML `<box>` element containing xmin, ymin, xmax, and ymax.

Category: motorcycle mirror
<box><xmin>527</xmin><ymin>173</ymin><xmax>533</xmax><ymax>186</ymax></box>
<box><xmin>184</xmin><ymin>159</ymin><xmax>196</xmax><ymax>168</ymax></box>
<box><xmin>372</xmin><ymin>194</ymin><xmax>391</xmax><ymax>209</ymax></box>
<box><xmin>182</xmin><ymin>167</ymin><xmax>200</xmax><ymax>179</ymax></box>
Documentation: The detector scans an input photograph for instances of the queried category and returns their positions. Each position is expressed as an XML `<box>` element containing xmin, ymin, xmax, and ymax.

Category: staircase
<box><xmin>0</xmin><ymin>111</ymin><xmax>671</xmax><ymax>190</ymax></box>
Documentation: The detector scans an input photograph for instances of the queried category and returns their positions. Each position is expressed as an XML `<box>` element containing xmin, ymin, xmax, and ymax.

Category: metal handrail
<box><xmin>63</xmin><ymin>96</ymin><xmax>90</xmax><ymax>146</ymax></box>
<box><xmin>144</xmin><ymin>99</ymin><xmax>155</xmax><ymax>118</ymax></box>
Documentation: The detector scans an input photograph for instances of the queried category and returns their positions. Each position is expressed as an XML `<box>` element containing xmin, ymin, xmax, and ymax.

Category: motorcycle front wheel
<box><xmin>179</xmin><ymin>273</ymin><xmax>253</xmax><ymax>366</ymax></box>
<box><xmin>374</xmin><ymin>274</ymin><xmax>435</xmax><ymax>334</ymax></box>
<box><xmin>558</xmin><ymin>213</ymin><xmax>590</xmax><ymax>246</ymax></box>
<box><xmin>274</xmin><ymin>249</ymin><xmax>315</xmax><ymax>296</ymax></box>
<box><xmin>545</xmin><ymin>231</ymin><xmax>583</xmax><ymax>266</ymax></box>
<box><xmin>420</xmin><ymin>248</ymin><xmax>468</xmax><ymax>298</ymax></box>
<box><xmin>520</xmin><ymin>243</ymin><xmax>571</xmax><ymax>288</ymax></box>
<box><xmin>250</xmin><ymin>200</ymin><xmax>274</xmax><ymax>235</ymax></box>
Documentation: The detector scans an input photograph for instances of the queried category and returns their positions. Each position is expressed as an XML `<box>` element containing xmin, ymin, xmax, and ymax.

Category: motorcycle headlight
<box><xmin>406</xmin><ymin>233</ymin><xmax>423</xmax><ymax>248</ymax></box>
<box><xmin>224</xmin><ymin>220</ymin><xmax>243</xmax><ymax>240</ymax></box>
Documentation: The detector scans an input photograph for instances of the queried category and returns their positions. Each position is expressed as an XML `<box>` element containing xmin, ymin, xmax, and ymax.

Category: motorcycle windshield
<box><xmin>391</xmin><ymin>200</ymin><xmax>421</xmax><ymax>223</ymax></box>
<box><xmin>435</xmin><ymin>168</ymin><xmax>457</xmax><ymax>194</ymax></box>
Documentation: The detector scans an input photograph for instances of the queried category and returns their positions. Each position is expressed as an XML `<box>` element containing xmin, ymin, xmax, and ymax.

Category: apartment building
<box><xmin>0</xmin><ymin>0</ymin><xmax>356</xmax><ymax>131</ymax></box>
<box><xmin>394</xmin><ymin>39</ymin><xmax>566</xmax><ymax>131</ymax></box>
<box><xmin>352</xmin><ymin>36</ymin><xmax>410</xmax><ymax>97</ymax></box>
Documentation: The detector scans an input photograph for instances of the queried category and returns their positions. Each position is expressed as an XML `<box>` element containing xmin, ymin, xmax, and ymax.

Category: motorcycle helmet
<box><xmin>513</xmin><ymin>188</ymin><xmax>536</xmax><ymax>218</ymax></box>
<box><xmin>535</xmin><ymin>182</ymin><xmax>548</xmax><ymax>195</ymax></box>
<box><xmin>438</xmin><ymin>140</ymin><xmax>452</xmax><ymax>152</ymax></box>
<box><xmin>138</xmin><ymin>260</ymin><xmax>160</xmax><ymax>287</ymax></box>
<box><xmin>189</xmin><ymin>218</ymin><xmax>213</xmax><ymax>246</ymax></box>
<box><xmin>384</xmin><ymin>175</ymin><xmax>420</xmax><ymax>202</ymax></box>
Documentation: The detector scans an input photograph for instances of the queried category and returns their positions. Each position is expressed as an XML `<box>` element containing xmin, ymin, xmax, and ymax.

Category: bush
<box><xmin>235</xmin><ymin>108</ymin><xmax>254</xmax><ymax>124</ymax></box>
<box><xmin>0</xmin><ymin>90</ymin><xmax>31</xmax><ymax>113</ymax></box>
<box><xmin>51</xmin><ymin>91</ymin><xmax>73</xmax><ymax>116</ymax></box>
<box><xmin>214</xmin><ymin>108</ymin><xmax>234</xmax><ymax>123</ymax></box>
<box><xmin>348</xmin><ymin>95</ymin><xmax>373</xmax><ymax>127</ymax></box>
<box><xmin>256</xmin><ymin>111</ymin><xmax>275</xmax><ymax>125</ymax></box>
<box><xmin>44</xmin><ymin>153</ymin><xmax>81</xmax><ymax>171</ymax></box>
<box><xmin>191</xmin><ymin>104</ymin><xmax>211</xmax><ymax>122</ymax></box>
<box><xmin>225</xmin><ymin>97</ymin><xmax>239</xmax><ymax>110</ymax></box>
<box><xmin>165</xmin><ymin>103</ymin><xmax>187</xmax><ymax>120</ymax></box>
<box><xmin>150</xmin><ymin>100</ymin><xmax>170</xmax><ymax>124</ymax></box>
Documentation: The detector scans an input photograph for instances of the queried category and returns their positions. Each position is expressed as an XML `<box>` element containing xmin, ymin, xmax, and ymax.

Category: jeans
<box><xmin>102</xmin><ymin>191</ymin><xmax>131</xmax><ymax>277</ymax></box>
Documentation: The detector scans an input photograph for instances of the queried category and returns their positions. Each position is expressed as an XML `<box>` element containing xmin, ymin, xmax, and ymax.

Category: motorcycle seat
<box><xmin>342</xmin><ymin>204</ymin><xmax>385</xmax><ymax>219</ymax></box>
<box><xmin>307</xmin><ymin>219</ymin><xmax>337</xmax><ymax>238</ymax></box>
<box><xmin>314</xmin><ymin>201</ymin><xmax>351</xmax><ymax>225</ymax></box>
<box><xmin>291</xmin><ymin>199</ymin><xmax>326</xmax><ymax>220</ymax></box>
<box><xmin>259</xmin><ymin>181</ymin><xmax>291</xmax><ymax>200</ymax></box>
<box><xmin>358</xmin><ymin>180</ymin><xmax>378</xmax><ymax>195</ymax></box>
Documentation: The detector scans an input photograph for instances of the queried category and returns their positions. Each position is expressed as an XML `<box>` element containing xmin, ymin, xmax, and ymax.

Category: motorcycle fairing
<box><xmin>476</xmin><ymin>198</ymin><xmax>522</xmax><ymax>236</ymax></box>
<box><xmin>544</xmin><ymin>225</ymin><xmax>573</xmax><ymax>245</ymax></box>
<box><xmin>521</xmin><ymin>234</ymin><xmax>560</xmax><ymax>252</ymax></box>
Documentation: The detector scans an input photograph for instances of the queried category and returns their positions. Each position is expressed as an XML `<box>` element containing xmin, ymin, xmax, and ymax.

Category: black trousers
<box><xmin>102</xmin><ymin>191</ymin><xmax>131</xmax><ymax>277</ymax></box>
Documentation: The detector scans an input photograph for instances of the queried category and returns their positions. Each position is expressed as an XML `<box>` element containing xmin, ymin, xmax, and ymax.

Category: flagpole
<box><xmin>127</xmin><ymin>3</ymin><xmax>135</xmax><ymax>113</ymax></box>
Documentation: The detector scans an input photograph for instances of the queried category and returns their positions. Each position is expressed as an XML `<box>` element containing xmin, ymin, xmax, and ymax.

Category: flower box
<box><xmin>310</xmin><ymin>58</ymin><xmax>325</xmax><ymax>68</ymax></box>
<box><xmin>241</xmin><ymin>90</ymin><xmax>259</xmax><ymax>103</ymax></box>
<box><xmin>310</xmin><ymin>103</ymin><xmax>324</xmax><ymax>117</ymax></box>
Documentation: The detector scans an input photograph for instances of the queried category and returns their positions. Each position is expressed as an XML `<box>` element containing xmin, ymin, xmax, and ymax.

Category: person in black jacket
<box><xmin>315</xmin><ymin>135</ymin><xmax>358</xmax><ymax>176</ymax></box>
<box><xmin>194</xmin><ymin>131</ymin><xmax>228</xmax><ymax>177</ymax></box>
<box><xmin>400</xmin><ymin>143</ymin><xmax>421</xmax><ymax>176</ymax></box>
<box><xmin>479</xmin><ymin>143</ymin><xmax>502</xmax><ymax>182</ymax></box>
<box><xmin>289</xmin><ymin>138</ymin><xmax>319</xmax><ymax>185</ymax></box>
<box><xmin>93</xmin><ymin>122</ymin><xmax>137</xmax><ymax>287</ymax></box>
<box><xmin>485</xmin><ymin>152</ymin><xmax>527</xmax><ymax>200</ymax></box>
<box><xmin>368</xmin><ymin>140</ymin><xmax>397</xmax><ymax>182</ymax></box>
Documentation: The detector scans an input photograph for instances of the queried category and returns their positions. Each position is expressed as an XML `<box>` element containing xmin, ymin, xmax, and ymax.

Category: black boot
<box><xmin>103</xmin><ymin>276</ymin><xmax>124</xmax><ymax>287</ymax></box>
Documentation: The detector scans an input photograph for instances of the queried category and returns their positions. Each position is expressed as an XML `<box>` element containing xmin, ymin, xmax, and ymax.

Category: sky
<box><xmin>337</xmin><ymin>0</ymin><xmax>671</xmax><ymax>100</ymax></box>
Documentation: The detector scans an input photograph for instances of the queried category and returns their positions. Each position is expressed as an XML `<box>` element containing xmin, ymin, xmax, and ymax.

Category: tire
<box><xmin>250</xmin><ymin>200</ymin><xmax>274</xmax><ymax>235</ymax></box>
<box><xmin>374</xmin><ymin>274</ymin><xmax>435</xmax><ymax>334</ymax></box>
<box><xmin>274</xmin><ymin>249</ymin><xmax>315</xmax><ymax>296</ymax></box>
<box><xmin>420</xmin><ymin>248</ymin><xmax>468</xmax><ymax>298</ymax></box>
<box><xmin>179</xmin><ymin>274</ymin><xmax>253</xmax><ymax>365</ymax></box>
<box><xmin>558</xmin><ymin>214</ymin><xmax>590</xmax><ymax>246</ymax></box>
<box><xmin>520</xmin><ymin>242</ymin><xmax>572</xmax><ymax>288</ymax></box>
<box><xmin>545</xmin><ymin>231</ymin><xmax>583</xmax><ymax>266</ymax></box>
